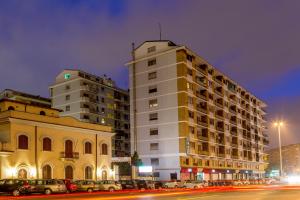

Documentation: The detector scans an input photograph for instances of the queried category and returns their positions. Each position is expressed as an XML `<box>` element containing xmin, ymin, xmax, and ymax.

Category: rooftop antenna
<box><xmin>158</xmin><ymin>23</ymin><xmax>162</xmax><ymax>40</ymax></box>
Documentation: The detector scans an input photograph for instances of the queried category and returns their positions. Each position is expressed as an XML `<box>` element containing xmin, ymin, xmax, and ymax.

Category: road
<box><xmin>2</xmin><ymin>185</ymin><xmax>300</xmax><ymax>200</ymax></box>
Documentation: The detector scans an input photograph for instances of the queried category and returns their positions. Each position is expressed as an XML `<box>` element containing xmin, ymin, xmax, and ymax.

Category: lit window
<box><xmin>149</xmin><ymin>99</ymin><xmax>158</xmax><ymax>108</ymax></box>
<box><xmin>101</xmin><ymin>118</ymin><xmax>106</xmax><ymax>124</ymax></box>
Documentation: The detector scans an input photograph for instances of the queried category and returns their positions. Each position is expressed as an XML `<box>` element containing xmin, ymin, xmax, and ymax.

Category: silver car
<box><xmin>28</xmin><ymin>179</ymin><xmax>67</xmax><ymax>195</ymax></box>
<box><xmin>95</xmin><ymin>180</ymin><xmax>122</xmax><ymax>192</ymax></box>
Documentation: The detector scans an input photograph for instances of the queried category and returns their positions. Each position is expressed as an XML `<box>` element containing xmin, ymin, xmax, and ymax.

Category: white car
<box><xmin>183</xmin><ymin>181</ymin><xmax>205</xmax><ymax>189</ymax></box>
<box><xmin>265</xmin><ymin>178</ymin><xmax>278</xmax><ymax>185</ymax></box>
<box><xmin>163</xmin><ymin>181</ymin><xmax>182</xmax><ymax>188</ymax></box>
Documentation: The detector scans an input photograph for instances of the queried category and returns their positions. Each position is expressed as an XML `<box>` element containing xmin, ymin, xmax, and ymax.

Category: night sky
<box><xmin>0</xmin><ymin>0</ymin><xmax>299</xmax><ymax>148</ymax></box>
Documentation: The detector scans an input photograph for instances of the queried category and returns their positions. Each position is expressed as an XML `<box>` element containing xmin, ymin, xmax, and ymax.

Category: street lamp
<box><xmin>274</xmin><ymin>121</ymin><xmax>284</xmax><ymax>177</ymax></box>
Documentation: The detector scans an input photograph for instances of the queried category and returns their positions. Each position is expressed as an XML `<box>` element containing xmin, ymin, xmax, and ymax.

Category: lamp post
<box><xmin>274</xmin><ymin>121</ymin><xmax>284</xmax><ymax>177</ymax></box>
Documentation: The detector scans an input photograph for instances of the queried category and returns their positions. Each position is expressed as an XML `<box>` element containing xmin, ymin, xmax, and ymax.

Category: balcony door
<box><xmin>65</xmin><ymin>140</ymin><xmax>73</xmax><ymax>158</ymax></box>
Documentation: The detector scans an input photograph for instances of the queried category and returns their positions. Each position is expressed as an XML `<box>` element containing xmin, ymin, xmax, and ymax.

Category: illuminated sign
<box><xmin>64</xmin><ymin>73</ymin><xmax>71</xmax><ymax>80</ymax></box>
<box><xmin>138</xmin><ymin>166</ymin><xmax>153</xmax><ymax>173</ymax></box>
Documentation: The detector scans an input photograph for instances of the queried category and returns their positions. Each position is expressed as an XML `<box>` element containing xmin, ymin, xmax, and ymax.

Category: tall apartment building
<box><xmin>127</xmin><ymin>40</ymin><xmax>268</xmax><ymax>181</ymax></box>
<box><xmin>49</xmin><ymin>69</ymin><xmax>130</xmax><ymax>157</ymax></box>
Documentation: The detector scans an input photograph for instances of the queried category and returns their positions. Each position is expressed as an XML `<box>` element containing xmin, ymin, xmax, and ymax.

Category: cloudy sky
<box><xmin>0</xmin><ymin>0</ymin><xmax>299</xmax><ymax>148</ymax></box>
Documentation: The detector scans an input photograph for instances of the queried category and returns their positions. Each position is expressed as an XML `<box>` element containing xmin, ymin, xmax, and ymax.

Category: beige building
<box><xmin>49</xmin><ymin>69</ymin><xmax>130</xmax><ymax>158</ymax></box>
<box><xmin>267</xmin><ymin>144</ymin><xmax>300</xmax><ymax>176</ymax></box>
<box><xmin>127</xmin><ymin>40</ymin><xmax>268</xmax><ymax>181</ymax></box>
<box><xmin>0</xmin><ymin>99</ymin><xmax>115</xmax><ymax>180</ymax></box>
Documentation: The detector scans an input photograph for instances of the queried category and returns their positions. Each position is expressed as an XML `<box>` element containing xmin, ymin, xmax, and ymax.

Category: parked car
<box><xmin>0</xmin><ymin>179</ymin><xmax>30</xmax><ymax>196</ymax></box>
<box><xmin>119</xmin><ymin>180</ymin><xmax>138</xmax><ymax>190</ymax></box>
<box><xmin>153</xmin><ymin>181</ymin><xmax>164</xmax><ymax>189</ymax></box>
<box><xmin>265</xmin><ymin>178</ymin><xmax>278</xmax><ymax>185</ymax></box>
<box><xmin>95</xmin><ymin>180</ymin><xmax>122</xmax><ymax>192</ymax></box>
<box><xmin>163</xmin><ymin>181</ymin><xmax>183</xmax><ymax>188</ymax></box>
<box><xmin>27</xmin><ymin>179</ymin><xmax>67</xmax><ymax>195</ymax></box>
<box><xmin>232</xmin><ymin>180</ymin><xmax>243</xmax><ymax>186</ymax></box>
<box><xmin>183</xmin><ymin>180</ymin><xmax>204</xmax><ymax>189</ymax></box>
<box><xmin>60</xmin><ymin>179</ymin><xmax>77</xmax><ymax>193</ymax></box>
<box><xmin>74</xmin><ymin>180</ymin><xmax>98</xmax><ymax>193</ymax></box>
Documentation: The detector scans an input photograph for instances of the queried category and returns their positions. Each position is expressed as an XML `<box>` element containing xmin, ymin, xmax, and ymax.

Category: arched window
<box><xmin>85</xmin><ymin>166</ymin><xmax>92</xmax><ymax>180</ymax></box>
<box><xmin>18</xmin><ymin>135</ymin><xmax>28</xmax><ymax>149</ymax></box>
<box><xmin>43</xmin><ymin>137</ymin><xmax>51</xmax><ymax>151</ymax></box>
<box><xmin>102</xmin><ymin>170</ymin><xmax>107</xmax><ymax>180</ymax></box>
<box><xmin>85</xmin><ymin>142</ymin><xmax>92</xmax><ymax>154</ymax></box>
<box><xmin>18</xmin><ymin>169</ymin><xmax>27</xmax><ymax>179</ymax></box>
<box><xmin>8</xmin><ymin>106</ymin><xmax>15</xmax><ymax>111</ymax></box>
<box><xmin>65</xmin><ymin>165</ymin><xmax>73</xmax><ymax>179</ymax></box>
<box><xmin>40</xmin><ymin>111</ymin><xmax>46</xmax><ymax>115</ymax></box>
<box><xmin>42</xmin><ymin>165</ymin><xmax>52</xmax><ymax>179</ymax></box>
<box><xmin>65</xmin><ymin>140</ymin><xmax>73</xmax><ymax>158</ymax></box>
<box><xmin>102</xmin><ymin>144</ymin><xmax>108</xmax><ymax>155</ymax></box>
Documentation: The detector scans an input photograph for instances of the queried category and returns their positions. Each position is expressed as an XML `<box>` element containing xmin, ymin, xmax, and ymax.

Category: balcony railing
<box><xmin>60</xmin><ymin>152</ymin><xmax>79</xmax><ymax>159</ymax></box>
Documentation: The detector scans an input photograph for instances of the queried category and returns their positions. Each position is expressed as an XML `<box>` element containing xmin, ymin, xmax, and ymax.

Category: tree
<box><xmin>131</xmin><ymin>151</ymin><xmax>142</xmax><ymax>166</ymax></box>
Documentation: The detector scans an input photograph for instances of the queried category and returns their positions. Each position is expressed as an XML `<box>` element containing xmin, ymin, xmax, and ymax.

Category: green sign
<box><xmin>64</xmin><ymin>73</ymin><xmax>71</xmax><ymax>80</ymax></box>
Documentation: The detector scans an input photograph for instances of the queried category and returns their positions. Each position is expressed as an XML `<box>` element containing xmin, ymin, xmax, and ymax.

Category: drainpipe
<box><xmin>131</xmin><ymin>42</ymin><xmax>137</xmax><ymax>153</ymax></box>
<box><xmin>35</xmin><ymin>126</ymin><xmax>39</xmax><ymax>179</ymax></box>
<box><xmin>95</xmin><ymin>134</ymin><xmax>98</xmax><ymax>181</ymax></box>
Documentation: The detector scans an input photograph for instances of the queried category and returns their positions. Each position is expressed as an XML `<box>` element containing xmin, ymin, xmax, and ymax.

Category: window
<box><xmin>102</xmin><ymin>170</ymin><xmax>107</xmax><ymax>180</ymax></box>
<box><xmin>151</xmin><ymin>158</ymin><xmax>159</xmax><ymax>166</ymax></box>
<box><xmin>8</xmin><ymin>106</ymin><xmax>14</xmax><ymax>111</ymax></box>
<box><xmin>85</xmin><ymin>166</ymin><xmax>93</xmax><ymax>180</ymax></box>
<box><xmin>187</xmin><ymin>54</ymin><xmax>193</xmax><ymax>62</ymax></box>
<box><xmin>85</xmin><ymin>142</ymin><xmax>92</xmax><ymax>154</ymax></box>
<box><xmin>149</xmin><ymin>113</ymin><xmax>158</xmax><ymax>121</ymax></box>
<box><xmin>148</xmin><ymin>59</ymin><xmax>156</xmax><ymax>66</ymax></box>
<box><xmin>101</xmin><ymin>118</ymin><xmax>106</xmax><ymax>124</ymax></box>
<box><xmin>42</xmin><ymin>165</ymin><xmax>52</xmax><ymax>179</ymax></box>
<box><xmin>65</xmin><ymin>85</ymin><xmax>70</xmax><ymax>90</ymax></box>
<box><xmin>187</xmin><ymin>68</ymin><xmax>193</xmax><ymax>76</ymax></box>
<box><xmin>187</xmin><ymin>82</ymin><xmax>193</xmax><ymax>90</ymax></box>
<box><xmin>149</xmin><ymin>99</ymin><xmax>158</xmax><ymax>108</ymax></box>
<box><xmin>148</xmin><ymin>46</ymin><xmax>156</xmax><ymax>53</ymax></box>
<box><xmin>150</xmin><ymin>128</ymin><xmax>158</xmax><ymax>136</ymax></box>
<box><xmin>150</xmin><ymin>143</ymin><xmax>159</xmax><ymax>150</ymax></box>
<box><xmin>18</xmin><ymin>135</ymin><xmax>28</xmax><ymax>149</ymax></box>
<box><xmin>102</xmin><ymin>143</ymin><xmax>108</xmax><ymax>155</ymax></box>
<box><xmin>149</xmin><ymin>86</ymin><xmax>157</xmax><ymax>94</ymax></box>
<box><xmin>18</xmin><ymin>169</ymin><xmax>27</xmax><ymax>179</ymax></box>
<box><xmin>66</xmin><ymin>95</ymin><xmax>70</xmax><ymax>100</ymax></box>
<box><xmin>188</xmin><ymin>110</ymin><xmax>194</xmax><ymax>119</ymax></box>
<box><xmin>188</xmin><ymin>96</ymin><xmax>193</xmax><ymax>104</ymax></box>
<box><xmin>101</xmin><ymin>98</ymin><xmax>105</xmax><ymax>103</ymax></box>
<box><xmin>66</xmin><ymin>105</ymin><xmax>70</xmax><ymax>111</ymax></box>
<box><xmin>65</xmin><ymin>166</ymin><xmax>73</xmax><ymax>179</ymax></box>
<box><xmin>148</xmin><ymin>72</ymin><xmax>157</xmax><ymax>80</ymax></box>
<box><xmin>43</xmin><ymin>137</ymin><xmax>52</xmax><ymax>151</ymax></box>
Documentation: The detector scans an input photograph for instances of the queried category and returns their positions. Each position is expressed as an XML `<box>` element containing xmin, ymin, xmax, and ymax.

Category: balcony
<box><xmin>199</xmin><ymin>150</ymin><xmax>209</xmax><ymax>156</ymax></box>
<box><xmin>215</xmin><ymin>99</ymin><xmax>224</xmax><ymax>109</ymax></box>
<box><xmin>80</xmin><ymin>85</ymin><xmax>99</xmax><ymax>93</ymax></box>
<box><xmin>196</xmin><ymin>64</ymin><xmax>208</xmax><ymax>75</ymax></box>
<box><xmin>60</xmin><ymin>152</ymin><xmax>79</xmax><ymax>159</ymax></box>
<box><xmin>196</xmin><ymin>103</ymin><xmax>208</xmax><ymax>114</ymax></box>
<box><xmin>195</xmin><ymin>76</ymin><xmax>208</xmax><ymax>88</ymax></box>
<box><xmin>196</xmin><ymin>90</ymin><xmax>208</xmax><ymax>101</ymax></box>
<box><xmin>214</xmin><ymin>75</ymin><xmax>224</xmax><ymax>86</ymax></box>
<box><xmin>217</xmin><ymin>153</ymin><xmax>225</xmax><ymax>158</ymax></box>
<box><xmin>232</xmin><ymin>155</ymin><xmax>239</xmax><ymax>159</ymax></box>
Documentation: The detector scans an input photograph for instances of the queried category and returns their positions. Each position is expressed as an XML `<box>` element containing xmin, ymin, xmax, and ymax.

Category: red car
<box><xmin>61</xmin><ymin>179</ymin><xmax>77</xmax><ymax>193</ymax></box>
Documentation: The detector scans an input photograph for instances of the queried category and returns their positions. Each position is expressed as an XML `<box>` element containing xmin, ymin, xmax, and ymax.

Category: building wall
<box><xmin>50</xmin><ymin>70</ymin><xmax>130</xmax><ymax>157</ymax></box>
<box><xmin>128</xmin><ymin>41</ymin><xmax>268</xmax><ymax>181</ymax></box>
<box><xmin>0</xmin><ymin>100</ymin><xmax>114</xmax><ymax>180</ymax></box>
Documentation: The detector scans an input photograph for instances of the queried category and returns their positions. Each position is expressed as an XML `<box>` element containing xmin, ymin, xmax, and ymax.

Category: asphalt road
<box><xmin>2</xmin><ymin>186</ymin><xmax>300</xmax><ymax>200</ymax></box>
